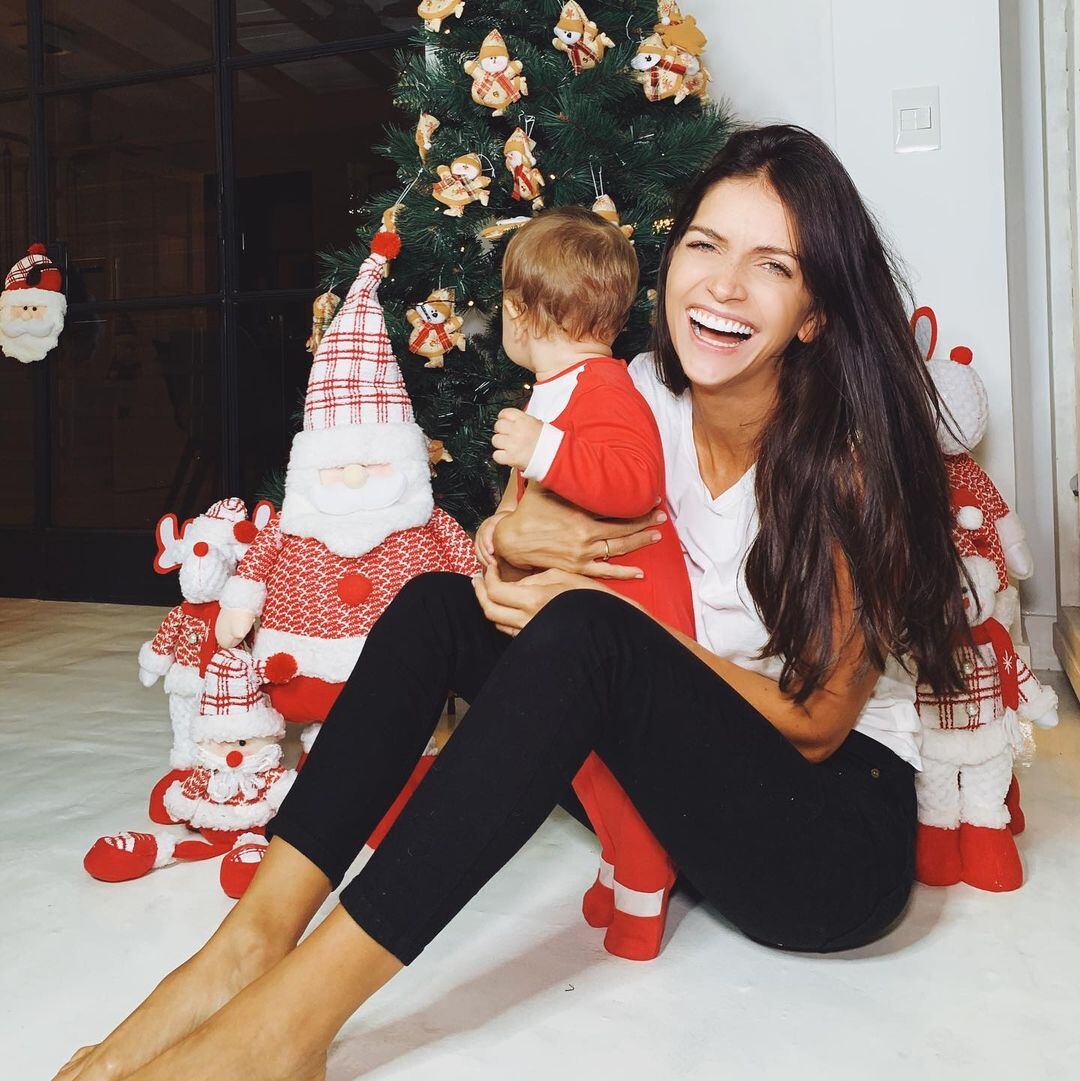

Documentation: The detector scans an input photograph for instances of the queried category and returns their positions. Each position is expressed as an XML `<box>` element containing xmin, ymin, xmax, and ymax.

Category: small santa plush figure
<box><xmin>85</xmin><ymin>647</ymin><xmax>297</xmax><ymax>898</ymax></box>
<box><xmin>0</xmin><ymin>243</ymin><xmax>67</xmax><ymax>363</ymax></box>
<box><xmin>217</xmin><ymin>230</ymin><xmax>477</xmax><ymax>771</ymax></box>
<box><xmin>138</xmin><ymin>498</ymin><xmax>269</xmax><ymax>820</ymax></box>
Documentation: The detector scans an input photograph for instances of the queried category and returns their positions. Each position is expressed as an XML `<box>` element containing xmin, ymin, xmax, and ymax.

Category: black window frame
<box><xmin>0</xmin><ymin>1</ymin><xmax>410</xmax><ymax>602</ymax></box>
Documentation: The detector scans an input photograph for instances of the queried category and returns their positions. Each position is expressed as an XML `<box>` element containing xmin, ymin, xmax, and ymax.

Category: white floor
<box><xmin>2</xmin><ymin>598</ymin><xmax>1079</xmax><ymax>1081</ymax></box>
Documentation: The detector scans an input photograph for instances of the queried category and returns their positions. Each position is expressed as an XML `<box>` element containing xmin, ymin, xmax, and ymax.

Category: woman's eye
<box><xmin>687</xmin><ymin>240</ymin><xmax>716</xmax><ymax>253</ymax></box>
<box><xmin>764</xmin><ymin>261</ymin><xmax>792</xmax><ymax>277</ymax></box>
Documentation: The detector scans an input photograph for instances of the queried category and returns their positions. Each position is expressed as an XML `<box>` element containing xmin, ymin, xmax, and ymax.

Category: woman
<box><xmin>56</xmin><ymin>126</ymin><xmax>966</xmax><ymax>1081</ymax></box>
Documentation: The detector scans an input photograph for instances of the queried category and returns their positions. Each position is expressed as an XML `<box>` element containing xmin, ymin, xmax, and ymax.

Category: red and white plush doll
<box><xmin>915</xmin><ymin>554</ymin><xmax>1058</xmax><ymax>892</ymax></box>
<box><xmin>216</xmin><ymin>230</ymin><xmax>476</xmax><ymax>813</ymax></box>
<box><xmin>912</xmin><ymin>304</ymin><xmax>1039</xmax><ymax>822</ymax></box>
<box><xmin>137</xmin><ymin>498</ymin><xmax>272</xmax><ymax>819</ymax></box>
<box><xmin>85</xmin><ymin>647</ymin><xmax>297</xmax><ymax>899</ymax></box>
<box><xmin>913</xmin><ymin>305</ymin><xmax>1033</xmax><ymax>589</ymax></box>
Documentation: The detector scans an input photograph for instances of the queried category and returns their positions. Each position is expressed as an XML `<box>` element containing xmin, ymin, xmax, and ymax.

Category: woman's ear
<box><xmin>797</xmin><ymin>307</ymin><xmax>826</xmax><ymax>344</ymax></box>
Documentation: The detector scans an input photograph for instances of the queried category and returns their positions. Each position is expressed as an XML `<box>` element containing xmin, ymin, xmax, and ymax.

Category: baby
<box><xmin>476</xmin><ymin>207</ymin><xmax>696</xmax><ymax>961</ymax></box>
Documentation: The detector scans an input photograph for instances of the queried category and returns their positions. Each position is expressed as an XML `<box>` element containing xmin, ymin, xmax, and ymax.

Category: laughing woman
<box><xmin>56</xmin><ymin>126</ymin><xmax>966</xmax><ymax>1081</ymax></box>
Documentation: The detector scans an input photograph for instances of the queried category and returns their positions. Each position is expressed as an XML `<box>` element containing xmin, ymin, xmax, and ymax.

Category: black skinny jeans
<box><xmin>267</xmin><ymin>572</ymin><xmax>917</xmax><ymax>963</ymax></box>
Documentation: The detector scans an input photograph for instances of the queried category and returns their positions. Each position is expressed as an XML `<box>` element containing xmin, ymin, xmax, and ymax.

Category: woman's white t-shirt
<box><xmin>628</xmin><ymin>353</ymin><xmax>922</xmax><ymax>769</ymax></box>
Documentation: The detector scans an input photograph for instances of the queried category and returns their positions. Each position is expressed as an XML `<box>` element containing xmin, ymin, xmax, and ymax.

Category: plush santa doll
<box><xmin>915</xmin><ymin>553</ymin><xmax>1058</xmax><ymax>892</ymax></box>
<box><xmin>217</xmin><ymin>230</ymin><xmax>477</xmax><ymax>782</ymax></box>
<box><xmin>85</xmin><ymin>647</ymin><xmax>297</xmax><ymax>898</ymax></box>
<box><xmin>0</xmin><ymin>243</ymin><xmax>67</xmax><ymax>363</ymax></box>
<box><xmin>137</xmin><ymin>498</ymin><xmax>271</xmax><ymax>820</ymax></box>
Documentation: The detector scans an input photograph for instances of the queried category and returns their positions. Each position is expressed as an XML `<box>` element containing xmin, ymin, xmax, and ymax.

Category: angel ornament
<box><xmin>432</xmin><ymin>153</ymin><xmax>491</xmax><ymax>217</ymax></box>
<box><xmin>464</xmin><ymin>30</ymin><xmax>528</xmax><ymax>115</ymax></box>
<box><xmin>552</xmin><ymin>2</ymin><xmax>615</xmax><ymax>74</ymax></box>
<box><xmin>503</xmin><ymin>128</ymin><xmax>545</xmax><ymax>209</ymax></box>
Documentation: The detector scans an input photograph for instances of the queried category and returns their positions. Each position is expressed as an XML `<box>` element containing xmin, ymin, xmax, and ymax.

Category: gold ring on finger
<box><xmin>602</xmin><ymin>539</ymin><xmax>611</xmax><ymax>561</ymax></box>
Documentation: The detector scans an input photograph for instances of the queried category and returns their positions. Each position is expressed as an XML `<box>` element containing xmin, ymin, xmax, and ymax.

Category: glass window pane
<box><xmin>0</xmin><ymin>2</ymin><xmax>29</xmax><ymax>91</ymax></box>
<box><xmin>234</xmin><ymin>0</ymin><xmax>412</xmax><ymax>56</ymax></box>
<box><xmin>234</xmin><ymin>50</ymin><xmax>403</xmax><ymax>292</ymax></box>
<box><xmin>46</xmin><ymin>75</ymin><xmax>219</xmax><ymax>302</ymax></box>
<box><xmin>0</xmin><ymin>360</ymin><xmax>36</xmax><ymax>524</ymax></box>
<box><xmin>0</xmin><ymin>97</ymin><xmax>32</xmax><ymax>276</ymax></box>
<box><xmin>42</xmin><ymin>1</ymin><xmax>213</xmax><ymax>85</ymax></box>
<box><xmin>50</xmin><ymin>306</ymin><xmax>221</xmax><ymax>529</ymax></box>
<box><xmin>235</xmin><ymin>299</ymin><xmax>311</xmax><ymax>499</ymax></box>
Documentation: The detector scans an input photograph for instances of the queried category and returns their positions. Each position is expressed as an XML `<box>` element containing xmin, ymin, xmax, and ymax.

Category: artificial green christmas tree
<box><xmin>317</xmin><ymin>0</ymin><xmax>733</xmax><ymax>530</ymax></box>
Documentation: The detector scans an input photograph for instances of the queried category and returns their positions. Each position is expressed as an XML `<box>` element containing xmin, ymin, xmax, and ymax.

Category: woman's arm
<box><xmin>473</xmin><ymin>560</ymin><xmax>878</xmax><ymax>764</ymax></box>
<box><xmin>492</xmin><ymin>483</ymin><xmax>665</xmax><ymax>580</ymax></box>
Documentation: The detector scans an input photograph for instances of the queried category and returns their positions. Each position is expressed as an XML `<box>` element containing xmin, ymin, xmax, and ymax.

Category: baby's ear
<box><xmin>503</xmin><ymin>294</ymin><xmax>525</xmax><ymax>319</ymax></box>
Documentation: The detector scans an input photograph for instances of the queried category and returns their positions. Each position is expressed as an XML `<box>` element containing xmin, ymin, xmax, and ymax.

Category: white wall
<box><xmin>699</xmin><ymin>0</ymin><xmax>1058</xmax><ymax>663</ymax></box>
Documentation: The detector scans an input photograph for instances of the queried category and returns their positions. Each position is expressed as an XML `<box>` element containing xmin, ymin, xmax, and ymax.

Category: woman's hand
<box><xmin>471</xmin><ymin>562</ymin><xmax>616</xmax><ymax>635</ymax></box>
<box><xmin>492</xmin><ymin>484</ymin><xmax>665</xmax><ymax>580</ymax></box>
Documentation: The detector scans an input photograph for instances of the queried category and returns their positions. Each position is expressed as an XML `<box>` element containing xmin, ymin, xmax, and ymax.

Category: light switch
<box><xmin>893</xmin><ymin>87</ymin><xmax>941</xmax><ymax>152</ymax></box>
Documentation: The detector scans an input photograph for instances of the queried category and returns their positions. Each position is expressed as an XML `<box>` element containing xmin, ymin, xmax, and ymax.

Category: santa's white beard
<box><xmin>199</xmin><ymin>742</ymin><xmax>283</xmax><ymax>801</ymax></box>
<box><xmin>0</xmin><ymin>293</ymin><xmax>66</xmax><ymax>363</ymax></box>
<box><xmin>179</xmin><ymin>549</ymin><xmax>235</xmax><ymax>602</ymax></box>
<box><xmin>280</xmin><ymin>461</ymin><xmax>434</xmax><ymax>557</ymax></box>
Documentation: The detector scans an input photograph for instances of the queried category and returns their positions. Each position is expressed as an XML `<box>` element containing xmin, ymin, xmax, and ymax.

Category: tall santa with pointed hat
<box><xmin>217</xmin><ymin>229</ymin><xmax>477</xmax><ymax>767</ymax></box>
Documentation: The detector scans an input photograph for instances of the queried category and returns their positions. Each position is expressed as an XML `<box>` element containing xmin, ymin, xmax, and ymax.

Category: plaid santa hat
<box><xmin>4</xmin><ymin>243</ymin><xmax>63</xmax><ymax>294</ymax></box>
<box><xmin>192</xmin><ymin>647</ymin><xmax>296</xmax><ymax>743</ymax></box>
<box><xmin>300</xmin><ymin>232</ymin><xmax>417</xmax><ymax>456</ymax></box>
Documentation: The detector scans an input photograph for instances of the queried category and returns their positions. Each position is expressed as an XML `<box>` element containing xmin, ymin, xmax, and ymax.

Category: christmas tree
<box><xmin>316</xmin><ymin>0</ymin><xmax>733</xmax><ymax>530</ymax></box>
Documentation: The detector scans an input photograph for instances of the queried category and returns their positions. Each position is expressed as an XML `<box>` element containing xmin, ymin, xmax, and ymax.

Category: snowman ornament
<box><xmin>464</xmin><ymin>29</ymin><xmax>528</xmax><ymax>115</ymax></box>
<box><xmin>432</xmin><ymin>153</ymin><xmax>491</xmax><ymax>217</ymax></box>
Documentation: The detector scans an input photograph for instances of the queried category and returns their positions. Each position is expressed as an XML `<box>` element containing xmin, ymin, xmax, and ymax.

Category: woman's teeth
<box><xmin>688</xmin><ymin>307</ymin><xmax>754</xmax><ymax>347</ymax></box>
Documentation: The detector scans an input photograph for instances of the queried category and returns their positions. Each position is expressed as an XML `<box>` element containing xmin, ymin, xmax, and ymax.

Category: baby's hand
<box><xmin>474</xmin><ymin>511</ymin><xmax>511</xmax><ymax>568</ymax></box>
<box><xmin>492</xmin><ymin>408</ymin><xmax>543</xmax><ymax>471</ymax></box>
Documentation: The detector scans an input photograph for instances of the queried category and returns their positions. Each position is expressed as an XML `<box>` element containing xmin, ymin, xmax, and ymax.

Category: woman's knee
<box><xmin>520</xmin><ymin>588</ymin><xmax>639</xmax><ymax>654</ymax></box>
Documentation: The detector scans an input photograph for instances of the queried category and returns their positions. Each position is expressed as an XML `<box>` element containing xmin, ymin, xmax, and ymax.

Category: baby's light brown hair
<box><xmin>502</xmin><ymin>206</ymin><xmax>639</xmax><ymax>344</ymax></box>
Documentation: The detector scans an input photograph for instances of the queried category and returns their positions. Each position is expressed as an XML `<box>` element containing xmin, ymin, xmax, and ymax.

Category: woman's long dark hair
<box><xmin>651</xmin><ymin>124</ymin><xmax>967</xmax><ymax>702</ymax></box>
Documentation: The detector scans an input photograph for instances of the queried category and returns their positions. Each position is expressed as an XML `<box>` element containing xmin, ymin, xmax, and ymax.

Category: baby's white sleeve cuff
<box><xmin>522</xmin><ymin>422</ymin><xmax>565</xmax><ymax>482</ymax></box>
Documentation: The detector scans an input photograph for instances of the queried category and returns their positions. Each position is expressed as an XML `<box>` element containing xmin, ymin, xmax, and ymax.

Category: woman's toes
<box><xmin>53</xmin><ymin>1045</ymin><xmax>96</xmax><ymax>1080</ymax></box>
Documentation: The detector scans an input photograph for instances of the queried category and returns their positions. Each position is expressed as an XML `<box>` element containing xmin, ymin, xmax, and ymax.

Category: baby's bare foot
<box><xmin>52</xmin><ymin>924</ymin><xmax>288</xmax><ymax>1081</ymax></box>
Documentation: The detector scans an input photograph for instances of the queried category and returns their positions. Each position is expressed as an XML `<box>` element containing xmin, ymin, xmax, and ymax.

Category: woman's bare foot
<box><xmin>121</xmin><ymin>907</ymin><xmax>402</xmax><ymax>1081</ymax></box>
<box><xmin>52</xmin><ymin>921</ymin><xmax>290</xmax><ymax>1081</ymax></box>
